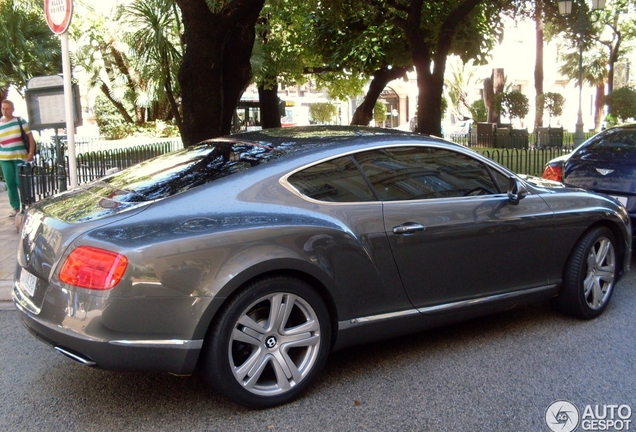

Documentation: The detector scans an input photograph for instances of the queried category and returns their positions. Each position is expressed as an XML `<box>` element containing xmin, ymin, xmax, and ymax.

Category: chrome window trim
<box><xmin>279</xmin><ymin>142</ymin><xmax>514</xmax><ymax>205</ymax></box>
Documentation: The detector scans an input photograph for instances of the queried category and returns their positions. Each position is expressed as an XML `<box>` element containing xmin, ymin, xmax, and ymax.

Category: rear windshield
<box><xmin>97</xmin><ymin>141</ymin><xmax>282</xmax><ymax>202</ymax></box>
<box><xmin>582</xmin><ymin>129</ymin><xmax>636</xmax><ymax>155</ymax></box>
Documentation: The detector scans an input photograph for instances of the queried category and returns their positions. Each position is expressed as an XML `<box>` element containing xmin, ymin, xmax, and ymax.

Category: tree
<box><xmin>71</xmin><ymin>2</ymin><xmax>143</xmax><ymax>127</ymax></box>
<box><xmin>175</xmin><ymin>0</ymin><xmax>265</xmax><ymax>146</ymax></box>
<box><xmin>496</xmin><ymin>90</ymin><xmax>530</xmax><ymax>126</ymax></box>
<box><xmin>445</xmin><ymin>56</ymin><xmax>479</xmax><ymax>120</ymax></box>
<box><xmin>307</xmin><ymin>0</ymin><xmax>413</xmax><ymax>126</ymax></box>
<box><xmin>605</xmin><ymin>87</ymin><xmax>636</xmax><ymax>122</ymax></box>
<box><xmin>594</xmin><ymin>0</ymin><xmax>636</xmax><ymax>95</ymax></box>
<box><xmin>538</xmin><ymin>92</ymin><xmax>565</xmax><ymax>126</ymax></box>
<box><xmin>504</xmin><ymin>0</ymin><xmax>563</xmax><ymax>131</ymax></box>
<box><xmin>370</xmin><ymin>0</ymin><xmax>508</xmax><ymax>136</ymax></box>
<box><xmin>121</xmin><ymin>0</ymin><xmax>184</xmax><ymax>134</ymax></box>
<box><xmin>373</xmin><ymin>101</ymin><xmax>388</xmax><ymax>126</ymax></box>
<box><xmin>309</xmin><ymin>102</ymin><xmax>338</xmax><ymax>124</ymax></box>
<box><xmin>0</xmin><ymin>0</ymin><xmax>61</xmax><ymax>98</ymax></box>
<box><xmin>559</xmin><ymin>49</ymin><xmax>608</xmax><ymax>131</ymax></box>
<box><xmin>469</xmin><ymin>99</ymin><xmax>487</xmax><ymax>122</ymax></box>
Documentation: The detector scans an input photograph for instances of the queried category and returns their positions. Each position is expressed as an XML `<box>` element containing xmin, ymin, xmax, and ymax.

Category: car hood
<box><xmin>519</xmin><ymin>174</ymin><xmax>566</xmax><ymax>189</ymax></box>
<box><xmin>564</xmin><ymin>150</ymin><xmax>636</xmax><ymax>194</ymax></box>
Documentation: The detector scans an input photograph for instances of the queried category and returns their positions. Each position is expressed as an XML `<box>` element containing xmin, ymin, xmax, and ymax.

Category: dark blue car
<box><xmin>543</xmin><ymin>124</ymin><xmax>636</xmax><ymax>225</ymax></box>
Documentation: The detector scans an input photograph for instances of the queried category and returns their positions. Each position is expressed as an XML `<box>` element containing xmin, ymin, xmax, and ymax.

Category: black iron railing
<box><xmin>18</xmin><ymin>140</ymin><xmax>182</xmax><ymax>208</ymax></box>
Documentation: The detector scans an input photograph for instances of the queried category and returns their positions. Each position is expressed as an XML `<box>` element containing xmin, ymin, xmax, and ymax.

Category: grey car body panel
<box><xmin>13</xmin><ymin>126</ymin><xmax>632</xmax><ymax>374</ymax></box>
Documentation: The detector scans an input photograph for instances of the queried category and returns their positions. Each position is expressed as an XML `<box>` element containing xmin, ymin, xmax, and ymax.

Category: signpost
<box><xmin>43</xmin><ymin>0</ymin><xmax>78</xmax><ymax>188</ymax></box>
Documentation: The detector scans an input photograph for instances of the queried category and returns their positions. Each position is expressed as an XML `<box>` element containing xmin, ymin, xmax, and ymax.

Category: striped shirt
<box><xmin>0</xmin><ymin>117</ymin><xmax>29</xmax><ymax>161</ymax></box>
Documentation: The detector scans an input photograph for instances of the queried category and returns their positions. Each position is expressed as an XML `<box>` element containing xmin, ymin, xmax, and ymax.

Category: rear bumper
<box><xmin>13</xmin><ymin>289</ymin><xmax>202</xmax><ymax>375</ymax></box>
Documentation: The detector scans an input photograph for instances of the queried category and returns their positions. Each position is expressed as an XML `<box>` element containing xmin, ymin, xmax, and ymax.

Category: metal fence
<box><xmin>18</xmin><ymin>139</ymin><xmax>183</xmax><ymax>208</ymax></box>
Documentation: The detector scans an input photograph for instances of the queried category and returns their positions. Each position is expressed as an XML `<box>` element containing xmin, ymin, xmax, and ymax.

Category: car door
<box><xmin>353</xmin><ymin>146</ymin><xmax>556</xmax><ymax>309</ymax></box>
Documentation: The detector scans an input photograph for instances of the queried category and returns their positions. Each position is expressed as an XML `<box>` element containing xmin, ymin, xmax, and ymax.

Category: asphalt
<box><xmin>0</xmin><ymin>187</ymin><xmax>20</xmax><ymax>311</ymax></box>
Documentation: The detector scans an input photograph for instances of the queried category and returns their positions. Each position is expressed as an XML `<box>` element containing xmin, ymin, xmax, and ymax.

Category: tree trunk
<box><xmin>594</xmin><ymin>84</ymin><xmax>604</xmax><ymax>131</ymax></box>
<box><xmin>398</xmin><ymin>0</ymin><xmax>482</xmax><ymax>136</ymax></box>
<box><xmin>534</xmin><ymin>0</ymin><xmax>544</xmax><ymax>130</ymax></box>
<box><xmin>607</xmin><ymin>40</ymin><xmax>620</xmax><ymax>95</ymax></box>
<box><xmin>350</xmin><ymin>66</ymin><xmax>409</xmax><ymax>126</ymax></box>
<box><xmin>414</xmin><ymin>61</ymin><xmax>444</xmax><ymax>137</ymax></box>
<box><xmin>100</xmin><ymin>83</ymin><xmax>135</xmax><ymax>123</ymax></box>
<box><xmin>258</xmin><ymin>84</ymin><xmax>282</xmax><ymax>129</ymax></box>
<box><xmin>175</xmin><ymin>0</ymin><xmax>265</xmax><ymax>146</ymax></box>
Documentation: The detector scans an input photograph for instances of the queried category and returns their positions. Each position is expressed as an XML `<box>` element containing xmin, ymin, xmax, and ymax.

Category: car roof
<box><xmin>211</xmin><ymin>125</ymin><xmax>450</xmax><ymax>155</ymax></box>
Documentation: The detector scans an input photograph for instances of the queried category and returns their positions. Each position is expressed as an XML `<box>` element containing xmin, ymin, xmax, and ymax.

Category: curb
<box><xmin>0</xmin><ymin>281</ymin><xmax>14</xmax><ymax>310</ymax></box>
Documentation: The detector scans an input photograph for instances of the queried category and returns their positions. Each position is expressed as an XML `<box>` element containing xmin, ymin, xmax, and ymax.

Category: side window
<box><xmin>287</xmin><ymin>156</ymin><xmax>376</xmax><ymax>202</ymax></box>
<box><xmin>353</xmin><ymin>147</ymin><xmax>503</xmax><ymax>201</ymax></box>
<box><xmin>583</xmin><ymin>129</ymin><xmax>636</xmax><ymax>154</ymax></box>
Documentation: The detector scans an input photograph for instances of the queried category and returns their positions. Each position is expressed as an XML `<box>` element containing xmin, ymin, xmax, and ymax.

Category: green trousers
<box><xmin>0</xmin><ymin>159</ymin><xmax>24</xmax><ymax>211</ymax></box>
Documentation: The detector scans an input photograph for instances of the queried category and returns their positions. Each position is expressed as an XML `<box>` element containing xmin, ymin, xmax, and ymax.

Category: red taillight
<box><xmin>542</xmin><ymin>164</ymin><xmax>563</xmax><ymax>182</ymax></box>
<box><xmin>59</xmin><ymin>246</ymin><xmax>128</xmax><ymax>290</ymax></box>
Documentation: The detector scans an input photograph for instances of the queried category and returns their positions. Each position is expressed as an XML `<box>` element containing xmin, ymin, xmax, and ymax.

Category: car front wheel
<box><xmin>556</xmin><ymin>226</ymin><xmax>618</xmax><ymax>319</ymax></box>
<box><xmin>202</xmin><ymin>276</ymin><xmax>331</xmax><ymax>408</ymax></box>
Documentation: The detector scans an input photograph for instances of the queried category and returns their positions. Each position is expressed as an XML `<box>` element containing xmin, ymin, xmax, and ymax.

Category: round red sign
<box><xmin>44</xmin><ymin>0</ymin><xmax>73</xmax><ymax>35</ymax></box>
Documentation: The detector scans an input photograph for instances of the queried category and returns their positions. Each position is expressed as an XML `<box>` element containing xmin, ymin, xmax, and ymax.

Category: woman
<box><xmin>0</xmin><ymin>99</ymin><xmax>35</xmax><ymax>217</ymax></box>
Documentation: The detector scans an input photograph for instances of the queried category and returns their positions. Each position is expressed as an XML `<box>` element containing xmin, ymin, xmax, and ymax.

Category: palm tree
<box><xmin>559</xmin><ymin>50</ymin><xmax>608</xmax><ymax>131</ymax></box>
<box><xmin>71</xmin><ymin>2</ymin><xmax>137</xmax><ymax>125</ymax></box>
<box><xmin>445</xmin><ymin>56</ymin><xmax>479</xmax><ymax>120</ymax></box>
<box><xmin>121</xmin><ymin>0</ymin><xmax>183</xmax><ymax>133</ymax></box>
<box><xmin>0</xmin><ymin>0</ymin><xmax>61</xmax><ymax>97</ymax></box>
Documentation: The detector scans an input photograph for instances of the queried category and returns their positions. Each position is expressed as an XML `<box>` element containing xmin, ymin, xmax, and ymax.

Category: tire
<box><xmin>556</xmin><ymin>227</ymin><xmax>618</xmax><ymax>319</ymax></box>
<box><xmin>201</xmin><ymin>276</ymin><xmax>331</xmax><ymax>408</ymax></box>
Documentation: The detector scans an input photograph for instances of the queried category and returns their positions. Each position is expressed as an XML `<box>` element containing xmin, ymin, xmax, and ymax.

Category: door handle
<box><xmin>392</xmin><ymin>223</ymin><xmax>425</xmax><ymax>235</ymax></box>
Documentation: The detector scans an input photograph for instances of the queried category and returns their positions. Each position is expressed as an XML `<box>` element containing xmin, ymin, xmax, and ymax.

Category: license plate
<box><xmin>610</xmin><ymin>195</ymin><xmax>628</xmax><ymax>207</ymax></box>
<box><xmin>19</xmin><ymin>269</ymin><xmax>38</xmax><ymax>297</ymax></box>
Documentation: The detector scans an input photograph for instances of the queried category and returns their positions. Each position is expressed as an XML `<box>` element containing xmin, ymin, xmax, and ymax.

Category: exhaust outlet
<box><xmin>54</xmin><ymin>347</ymin><xmax>97</xmax><ymax>366</ymax></box>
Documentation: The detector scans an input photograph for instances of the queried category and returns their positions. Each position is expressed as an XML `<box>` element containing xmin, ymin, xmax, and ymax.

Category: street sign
<box><xmin>44</xmin><ymin>0</ymin><xmax>73</xmax><ymax>35</ymax></box>
<box><xmin>25</xmin><ymin>75</ymin><xmax>82</xmax><ymax>131</ymax></box>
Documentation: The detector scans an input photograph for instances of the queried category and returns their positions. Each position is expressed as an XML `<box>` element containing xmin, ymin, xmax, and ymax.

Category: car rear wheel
<box><xmin>202</xmin><ymin>276</ymin><xmax>331</xmax><ymax>408</ymax></box>
<box><xmin>556</xmin><ymin>227</ymin><xmax>617</xmax><ymax>319</ymax></box>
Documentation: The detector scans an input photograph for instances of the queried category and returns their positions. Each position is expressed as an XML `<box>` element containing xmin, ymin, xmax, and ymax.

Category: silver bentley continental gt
<box><xmin>13</xmin><ymin>126</ymin><xmax>632</xmax><ymax>408</ymax></box>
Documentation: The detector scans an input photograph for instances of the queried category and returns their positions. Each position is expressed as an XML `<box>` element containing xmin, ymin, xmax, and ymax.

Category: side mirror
<box><xmin>507</xmin><ymin>177</ymin><xmax>528</xmax><ymax>204</ymax></box>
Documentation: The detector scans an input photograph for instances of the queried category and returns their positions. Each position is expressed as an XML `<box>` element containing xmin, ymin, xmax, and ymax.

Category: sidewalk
<box><xmin>0</xmin><ymin>189</ymin><xmax>19</xmax><ymax>311</ymax></box>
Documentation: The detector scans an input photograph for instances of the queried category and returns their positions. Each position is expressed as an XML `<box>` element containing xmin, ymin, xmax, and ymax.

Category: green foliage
<box><xmin>309</xmin><ymin>102</ymin><xmax>338</xmax><ymax>124</ymax></box>
<box><xmin>538</xmin><ymin>92</ymin><xmax>565</xmax><ymax>126</ymax></box>
<box><xmin>495</xmin><ymin>91</ymin><xmax>530</xmax><ymax>122</ymax></box>
<box><xmin>373</xmin><ymin>101</ymin><xmax>387</xmax><ymax>125</ymax></box>
<box><xmin>94</xmin><ymin>96</ymin><xmax>133</xmax><ymax>139</ymax></box>
<box><xmin>604</xmin><ymin>114</ymin><xmax>619</xmax><ymax>128</ymax></box>
<box><xmin>469</xmin><ymin>99</ymin><xmax>488</xmax><ymax>122</ymax></box>
<box><xmin>71</xmin><ymin>0</ymin><xmax>182</xmax><ymax>133</ymax></box>
<box><xmin>542</xmin><ymin>92</ymin><xmax>565</xmax><ymax>117</ymax></box>
<box><xmin>605</xmin><ymin>87</ymin><xmax>636</xmax><ymax>122</ymax></box>
<box><xmin>94</xmin><ymin>94</ymin><xmax>180</xmax><ymax>139</ymax></box>
<box><xmin>445</xmin><ymin>57</ymin><xmax>479</xmax><ymax>117</ymax></box>
<box><xmin>0</xmin><ymin>0</ymin><xmax>61</xmax><ymax>93</ymax></box>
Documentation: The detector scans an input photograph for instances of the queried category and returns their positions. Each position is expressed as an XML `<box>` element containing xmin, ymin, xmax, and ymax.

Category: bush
<box><xmin>469</xmin><ymin>99</ymin><xmax>487</xmax><ymax>122</ymax></box>
<box><xmin>495</xmin><ymin>91</ymin><xmax>530</xmax><ymax>124</ymax></box>
<box><xmin>93</xmin><ymin>95</ymin><xmax>180</xmax><ymax>139</ymax></box>
<box><xmin>309</xmin><ymin>102</ymin><xmax>338</xmax><ymax>124</ymax></box>
<box><xmin>538</xmin><ymin>92</ymin><xmax>565</xmax><ymax>126</ymax></box>
<box><xmin>605</xmin><ymin>87</ymin><xmax>636</xmax><ymax>122</ymax></box>
<box><xmin>373</xmin><ymin>101</ymin><xmax>388</xmax><ymax>126</ymax></box>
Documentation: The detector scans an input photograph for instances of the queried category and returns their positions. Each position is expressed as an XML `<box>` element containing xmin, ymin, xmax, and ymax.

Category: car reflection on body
<box><xmin>13</xmin><ymin>126</ymin><xmax>631</xmax><ymax>408</ymax></box>
<box><xmin>542</xmin><ymin>123</ymin><xmax>636</xmax><ymax>227</ymax></box>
